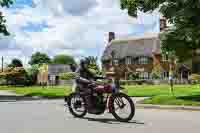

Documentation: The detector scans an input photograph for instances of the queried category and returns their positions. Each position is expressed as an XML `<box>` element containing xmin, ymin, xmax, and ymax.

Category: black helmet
<box><xmin>80</xmin><ymin>59</ymin><xmax>89</xmax><ymax>68</ymax></box>
<box><xmin>69</xmin><ymin>63</ymin><xmax>76</xmax><ymax>72</ymax></box>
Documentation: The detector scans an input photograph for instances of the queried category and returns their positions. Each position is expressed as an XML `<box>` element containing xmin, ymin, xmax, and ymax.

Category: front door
<box><xmin>55</xmin><ymin>76</ymin><xmax>59</xmax><ymax>85</ymax></box>
<box><xmin>179</xmin><ymin>65</ymin><xmax>190</xmax><ymax>80</ymax></box>
<box><xmin>181</xmin><ymin>70</ymin><xmax>189</xmax><ymax>80</ymax></box>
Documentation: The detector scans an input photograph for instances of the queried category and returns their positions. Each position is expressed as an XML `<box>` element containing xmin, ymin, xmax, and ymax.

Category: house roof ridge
<box><xmin>110</xmin><ymin>32</ymin><xmax>159</xmax><ymax>44</ymax></box>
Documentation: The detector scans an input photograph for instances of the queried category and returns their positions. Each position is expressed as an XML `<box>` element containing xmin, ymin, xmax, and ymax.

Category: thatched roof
<box><xmin>0</xmin><ymin>67</ymin><xmax>26</xmax><ymax>76</ymax></box>
<box><xmin>102</xmin><ymin>33</ymin><xmax>161</xmax><ymax>61</ymax></box>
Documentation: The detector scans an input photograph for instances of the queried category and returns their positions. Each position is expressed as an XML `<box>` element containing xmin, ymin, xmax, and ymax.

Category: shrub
<box><xmin>26</xmin><ymin>64</ymin><xmax>39</xmax><ymax>85</ymax></box>
<box><xmin>59</xmin><ymin>72</ymin><xmax>77</xmax><ymax>80</ymax></box>
<box><xmin>189</xmin><ymin>74</ymin><xmax>200</xmax><ymax>84</ymax></box>
<box><xmin>151</xmin><ymin>64</ymin><xmax>162</xmax><ymax>79</ymax></box>
<box><xmin>0</xmin><ymin>77</ymin><xmax>6</xmax><ymax>85</ymax></box>
<box><xmin>189</xmin><ymin>74</ymin><xmax>200</xmax><ymax>80</ymax></box>
<box><xmin>128</xmin><ymin>72</ymin><xmax>139</xmax><ymax>80</ymax></box>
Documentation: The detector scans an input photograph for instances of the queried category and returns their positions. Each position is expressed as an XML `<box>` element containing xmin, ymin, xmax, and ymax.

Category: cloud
<box><xmin>32</xmin><ymin>0</ymin><xmax>98</xmax><ymax>16</ymax></box>
<box><xmin>0</xmin><ymin>0</ymin><xmax>159</xmax><ymax>66</ymax></box>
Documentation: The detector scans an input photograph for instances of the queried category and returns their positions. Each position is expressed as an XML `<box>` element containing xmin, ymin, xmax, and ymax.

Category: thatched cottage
<box><xmin>101</xmin><ymin>18</ymin><xmax>196</xmax><ymax>81</ymax></box>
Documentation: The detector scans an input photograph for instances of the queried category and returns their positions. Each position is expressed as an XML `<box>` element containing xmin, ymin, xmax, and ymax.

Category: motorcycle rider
<box><xmin>75</xmin><ymin>59</ymin><xmax>104</xmax><ymax>113</ymax></box>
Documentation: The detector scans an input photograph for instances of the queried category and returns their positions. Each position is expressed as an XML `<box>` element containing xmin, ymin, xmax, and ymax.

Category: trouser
<box><xmin>85</xmin><ymin>94</ymin><xmax>93</xmax><ymax>109</ymax></box>
<box><xmin>77</xmin><ymin>77</ymin><xmax>96</xmax><ymax>110</ymax></box>
<box><xmin>78</xmin><ymin>84</ymin><xmax>93</xmax><ymax>110</ymax></box>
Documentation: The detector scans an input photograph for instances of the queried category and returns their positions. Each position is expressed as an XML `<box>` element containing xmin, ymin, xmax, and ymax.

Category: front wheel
<box><xmin>110</xmin><ymin>93</ymin><xmax>135</xmax><ymax>122</ymax></box>
<box><xmin>68</xmin><ymin>93</ymin><xmax>87</xmax><ymax>118</ymax></box>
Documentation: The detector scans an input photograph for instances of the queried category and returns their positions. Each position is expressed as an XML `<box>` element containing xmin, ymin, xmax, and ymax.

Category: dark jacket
<box><xmin>76</xmin><ymin>66</ymin><xmax>104</xmax><ymax>81</ymax></box>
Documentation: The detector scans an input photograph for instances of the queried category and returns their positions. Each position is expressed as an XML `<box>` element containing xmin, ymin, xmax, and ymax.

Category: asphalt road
<box><xmin>0</xmin><ymin>100</ymin><xmax>199</xmax><ymax>133</ymax></box>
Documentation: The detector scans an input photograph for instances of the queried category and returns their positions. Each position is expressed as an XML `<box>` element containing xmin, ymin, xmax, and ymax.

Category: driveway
<box><xmin>0</xmin><ymin>100</ymin><xmax>199</xmax><ymax>133</ymax></box>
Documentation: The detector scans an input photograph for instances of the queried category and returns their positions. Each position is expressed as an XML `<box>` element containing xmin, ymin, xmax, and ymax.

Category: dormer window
<box><xmin>138</xmin><ymin>56</ymin><xmax>149</xmax><ymax>64</ymax></box>
<box><xmin>126</xmin><ymin>57</ymin><xmax>132</xmax><ymax>65</ymax></box>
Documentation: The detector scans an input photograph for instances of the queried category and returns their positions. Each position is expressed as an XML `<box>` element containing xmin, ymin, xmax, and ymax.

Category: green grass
<box><xmin>141</xmin><ymin>95</ymin><xmax>200</xmax><ymax>106</ymax></box>
<box><xmin>125</xmin><ymin>85</ymin><xmax>200</xmax><ymax>97</ymax></box>
<box><xmin>1</xmin><ymin>84</ymin><xmax>200</xmax><ymax>106</ymax></box>
<box><xmin>0</xmin><ymin>86</ymin><xmax>71</xmax><ymax>97</ymax></box>
<box><xmin>124</xmin><ymin>84</ymin><xmax>200</xmax><ymax>106</ymax></box>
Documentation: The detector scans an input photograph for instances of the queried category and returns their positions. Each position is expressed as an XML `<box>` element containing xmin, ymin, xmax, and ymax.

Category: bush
<box><xmin>0</xmin><ymin>67</ymin><xmax>32</xmax><ymax>86</ymax></box>
<box><xmin>59</xmin><ymin>72</ymin><xmax>77</xmax><ymax>80</ymax></box>
<box><xmin>151</xmin><ymin>64</ymin><xmax>162</xmax><ymax>79</ymax></box>
<box><xmin>128</xmin><ymin>72</ymin><xmax>139</xmax><ymax>80</ymax></box>
<box><xmin>26</xmin><ymin>65</ymin><xmax>39</xmax><ymax>85</ymax></box>
<box><xmin>0</xmin><ymin>77</ymin><xmax>6</xmax><ymax>85</ymax></box>
<box><xmin>151</xmin><ymin>73</ymin><xmax>161</xmax><ymax>80</ymax></box>
<box><xmin>189</xmin><ymin>74</ymin><xmax>200</xmax><ymax>80</ymax></box>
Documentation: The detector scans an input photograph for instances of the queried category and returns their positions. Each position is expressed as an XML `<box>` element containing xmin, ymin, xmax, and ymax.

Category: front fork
<box><xmin>107</xmin><ymin>93</ymin><xmax>125</xmax><ymax>112</ymax></box>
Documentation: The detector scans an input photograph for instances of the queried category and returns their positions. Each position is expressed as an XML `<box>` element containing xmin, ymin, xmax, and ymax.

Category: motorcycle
<box><xmin>64</xmin><ymin>73</ymin><xmax>135</xmax><ymax>122</ymax></box>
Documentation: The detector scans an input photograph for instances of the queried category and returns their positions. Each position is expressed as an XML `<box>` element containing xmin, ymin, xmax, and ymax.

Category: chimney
<box><xmin>108</xmin><ymin>32</ymin><xmax>115</xmax><ymax>42</ymax></box>
<box><xmin>160</xmin><ymin>18</ymin><xmax>167</xmax><ymax>31</ymax></box>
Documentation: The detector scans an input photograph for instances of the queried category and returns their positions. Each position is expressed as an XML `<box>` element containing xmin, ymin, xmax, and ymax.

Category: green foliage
<box><xmin>59</xmin><ymin>72</ymin><xmax>77</xmax><ymax>80</ymax></box>
<box><xmin>52</xmin><ymin>54</ymin><xmax>76</xmax><ymax>65</ymax></box>
<box><xmin>26</xmin><ymin>64</ymin><xmax>39</xmax><ymax>85</ymax></box>
<box><xmin>0</xmin><ymin>76</ymin><xmax>6</xmax><ymax>85</ymax></box>
<box><xmin>85</xmin><ymin>56</ymin><xmax>101</xmax><ymax>75</ymax></box>
<box><xmin>151</xmin><ymin>64</ymin><xmax>162</xmax><ymax>79</ymax></box>
<box><xmin>0</xmin><ymin>0</ymin><xmax>13</xmax><ymax>36</ymax></box>
<box><xmin>29</xmin><ymin>52</ymin><xmax>51</xmax><ymax>66</ymax></box>
<box><xmin>0</xmin><ymin>67</ymin><xmax>29</xmax><ymax>86</ymax></box>
<box><xmin>128</xmin><ymin>72</ymin><xmax>139</xmax><ymax>80</ymax></box>
<box><xmin>8</xmin><ymin>58</ymin><xmax>23</xmax><ymax>67</ymax></box>
<box><xmin>120</xmin><ymin>0</ymin><xmax>200</xmax><ymax>61</ymax></box>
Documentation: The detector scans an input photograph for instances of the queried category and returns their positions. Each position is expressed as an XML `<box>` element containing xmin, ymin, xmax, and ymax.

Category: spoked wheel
<box><xmin>110</xmin><ymin>93</ymin><xmax>135</xmax><ymax>122</ymax></box>
<box><xmin>68</xmin><ymin>93</ymin><xmax>87</xmax><ymax>118</ymax></box>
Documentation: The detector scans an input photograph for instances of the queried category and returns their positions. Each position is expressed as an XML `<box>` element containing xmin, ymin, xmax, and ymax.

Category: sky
<box><xmin>0</xmin><ymin>0</ymin><xmax>160</xmax><ymax>67</ymax></box>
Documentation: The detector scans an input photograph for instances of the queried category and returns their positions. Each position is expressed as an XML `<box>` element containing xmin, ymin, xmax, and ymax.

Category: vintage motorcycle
<box><xmin>65</xmin><ymin>74</ymin><xmax>135</xmax><ymax>122</ymax></box>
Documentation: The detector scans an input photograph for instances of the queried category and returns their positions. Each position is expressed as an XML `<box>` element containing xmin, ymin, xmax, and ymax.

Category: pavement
<box><xmin>0</xmin><ymin>90</ymin><xmax>22</xmax><ymax>96</ymax></box>
<box><xmin>0</xmin><ymin>99</ymin><xmax>199</xmax><ymax>133</ymax></box>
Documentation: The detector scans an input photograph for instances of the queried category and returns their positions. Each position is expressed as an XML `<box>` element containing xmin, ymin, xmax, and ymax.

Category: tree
<box><xmin>52</xmin><ymin>54</ymin><xmax>76</xmax><ymax>65</ymax></box>
<box><xmin>0</xmin><ymin>67</ymin><xmax>28</xmax><ymax>86</ymax></box>
<box><xmin>29</xmin><ymin>52</ymin><xmax>51</xmax><ymax>66</ymax></box>
<box><xmin>120</xmin><ymin>0</ymin><xmax>200</xmax><ymax>61</ymax></box>
<box><xmin>85</xmin><ymin>56</ymin><xmax>101</xmax><ymax>75</ymax></box>
<box><xmin>0</xmin><ymin>0</ymin><xmax>13</xmax><ymax>36</ymax></box>
<box><xmin>151</xmin><ymin>64</ymin><xmax>162</xmax><ymax>79</ymax></box>
<box><xmin>26</xmin><ymin>64</ymin><xmax>39</xmax><ymax>85</ymax></box>
<box><xmin>8</xmin><ymin>58</ymin><xmax>23</xmax><ymax>67</ymax></box>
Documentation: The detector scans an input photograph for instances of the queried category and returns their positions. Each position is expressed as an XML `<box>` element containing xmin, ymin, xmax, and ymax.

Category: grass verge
<box><xmin>0</xmin><ymin>86</ymin><xmax>71</xmax><ymax>97</ymax></box>
<box><xmin>140</xmin><ymin>95</ymin><xmax>200</xmax><ymax>106</ymax></box>
<box><xmin>0</xmin><ymin>84</ymin><xmax>200</xmax><ymax>106</ymax></box>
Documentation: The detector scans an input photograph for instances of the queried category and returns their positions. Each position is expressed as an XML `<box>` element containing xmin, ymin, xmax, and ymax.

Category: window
<box><xmin>163</xmin><ymin>71</ymin><xmax>169</xmax><ymax>79</ymax></box>
<box><xmin>57</xmin><ymin>67</ymin><xmax>64</xmax><ymax>73</ymax></box>
<box><xmin>138</xmin><ymin>56</ymin><xmax>149</xmax><ymax>64</ymax></box>
<box><xmin>114</xmin><ymin>59</ymin><xmax>119</xmax><ymax>65</ymax></box>
<box><xmin>192</xmin><ymin>62</ymin><xmax>200</xmax><ymax>73</ymax></box>
<box><xmin>139</xmin><ymin>72</ymin><xmax>149</xmax><ymax>79</ymax></box>
<box><xmin>126</xmin><ymin>57</ymin><xmax>132</xmax><ymax>65</ymax></box>
<box><xmin>162</xmin><ymin>54</ymin><xmax>169</xmax><ymax>61</ymax></box>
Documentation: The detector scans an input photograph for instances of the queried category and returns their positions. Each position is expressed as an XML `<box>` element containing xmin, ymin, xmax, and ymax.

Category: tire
<box><xmin>110</xmin><ymin>93</ymin><xmax>135</xmax><ymax>122</ymax></box>
<box><xmin>68</xmin><ymin>93</ymin><xmax>87</xmax><ymax>118</ymax></box>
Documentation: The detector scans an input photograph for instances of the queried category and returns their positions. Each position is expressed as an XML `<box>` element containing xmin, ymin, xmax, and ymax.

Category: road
<box><xmin>0</xmin><ymin>100</ymin><xmax>199</xmax><ymax>133</ymax></box>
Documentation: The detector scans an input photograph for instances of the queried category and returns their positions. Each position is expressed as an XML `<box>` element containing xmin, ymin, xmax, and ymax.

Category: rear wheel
<box><xmin>110</xmin><ymin>93</ymin><xmax>135</xmax><ymax>122</ymax></box>
<box><xmin>68</xmin><ymin>93</ymin><xmax>87</xmax><ymax>118</ymax></box>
